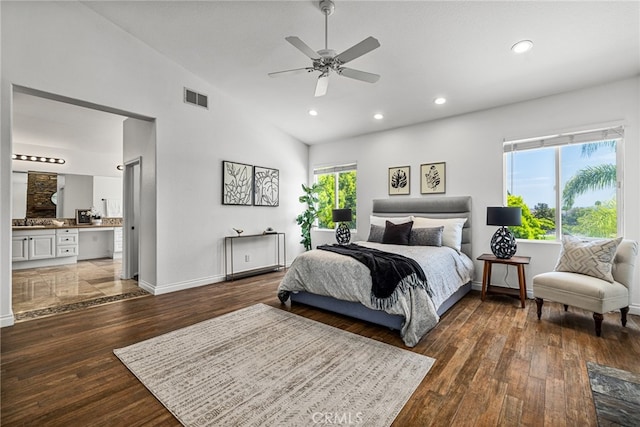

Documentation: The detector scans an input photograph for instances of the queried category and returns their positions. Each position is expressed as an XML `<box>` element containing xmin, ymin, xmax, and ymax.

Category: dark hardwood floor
<box><xmin>2</xmin><ymin>271</ymin><xmax>639</xmax><ymax>426</ymax></box>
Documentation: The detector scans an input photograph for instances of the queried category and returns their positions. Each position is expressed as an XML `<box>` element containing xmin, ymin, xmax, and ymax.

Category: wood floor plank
<box><xmin>2</xmin><ymin>272</ymin><xmax>640</xmax><ymax>426</ymax></box>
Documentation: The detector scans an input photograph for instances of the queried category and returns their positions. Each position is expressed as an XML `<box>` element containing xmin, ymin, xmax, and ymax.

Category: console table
<box><xmin>224</xmin><ymin>232</ymin><xmax>286</xmax><ymax>280</ymax></box>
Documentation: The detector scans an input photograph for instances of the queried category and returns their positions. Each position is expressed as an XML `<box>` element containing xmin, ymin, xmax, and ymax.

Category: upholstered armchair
<box><xmin>532</xmin><ymin>237</ymin><xmax>638</xmax><ymax>337</ymax></box>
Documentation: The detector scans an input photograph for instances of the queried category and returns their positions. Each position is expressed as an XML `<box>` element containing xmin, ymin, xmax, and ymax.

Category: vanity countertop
<box><xmin>13</xmin><ymin>224</ymin><xmax>123</xmax><ymax>231</ymax></box>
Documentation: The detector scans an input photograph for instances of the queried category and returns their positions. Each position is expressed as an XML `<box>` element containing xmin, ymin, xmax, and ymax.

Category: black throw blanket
<box><xmin>317</xmin><ymin>244</ymin><xmax>429</xmax><ymax>302</ymax></box>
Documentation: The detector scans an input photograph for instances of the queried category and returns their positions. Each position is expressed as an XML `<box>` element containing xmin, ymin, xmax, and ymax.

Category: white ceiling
<box><xmin>12</xmin><ymin>92</ymin><xmax>126</xmax><ymax>154</ymax></box>
<box><xmin>13</xmin><ymin>1</ymin><xmax>640</xmax><ymax>150</ymax></box>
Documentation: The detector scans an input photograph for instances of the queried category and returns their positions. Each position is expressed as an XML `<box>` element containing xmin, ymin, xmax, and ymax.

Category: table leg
<box><xmin>481</xmin><ymin>261</ymin><xmax>492</xmax><ymax>301</ymax></box>
<box><xmin>517</xmin><ymin>264</ymin><xmax>526</xmax><ymax>308</ymax></box>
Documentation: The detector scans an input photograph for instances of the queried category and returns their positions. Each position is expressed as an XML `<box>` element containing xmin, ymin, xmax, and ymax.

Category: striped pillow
<box><xmin>554</xmin><ymin>235</ymin><xmax>622</xmax><ymax>283</ymax></box>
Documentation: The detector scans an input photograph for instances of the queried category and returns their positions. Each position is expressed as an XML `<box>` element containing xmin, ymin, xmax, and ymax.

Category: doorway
<box><xmin>9</xmin><ymin>86</ymin><xmax>156</xmax><ymax>320</ymax></box>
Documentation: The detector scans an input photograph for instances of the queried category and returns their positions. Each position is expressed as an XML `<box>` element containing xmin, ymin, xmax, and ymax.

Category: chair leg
<box><xmin>563</xmin><ymin>304</ymin><xmax>568</xmax><ymax>311</ymax></box>
<box><xmin>593</xmin><ymin>313</ymin><xmax>603</xmax><ymax>337</ymax></box>
<box><xmin>621</xmin><ymin>306</ymin><xmax>629</xmax><ymax>327</ymax></box>
<box><xmin>535</xmin><ymin>298</ymin><xmax>544</xmax><ymax>320</ymax></box>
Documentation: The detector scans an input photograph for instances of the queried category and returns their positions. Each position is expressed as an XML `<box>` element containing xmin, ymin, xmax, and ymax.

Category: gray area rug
<box><xmin>587</xmin><ymin>361</ymin><xmax>640</xmax><ymax>426</ymax></box>
<box><xmin>114</xmin><ymin>303</ymin><xmax>435</xmax><ymax>426</ymax></box>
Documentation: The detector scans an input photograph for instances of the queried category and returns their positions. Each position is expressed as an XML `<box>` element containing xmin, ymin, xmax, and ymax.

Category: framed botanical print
<box><xmin>420</xmin><ymin>162</ymin><xmax>446</xmax><ymax>194</ymax></box>
<box><xmin>254</xmin><ymin>166</ymin><xmax>279</xmax><ymax>206</ymax></box>
<box><xmin>388</xmin><ymin>166</ymin><xmax>410</xmax><ymax>195</ymax></box>
<box><xmin>222</xmin><ymin>161</ymin><xmax>253</xmax><ymax>205</ymax></box>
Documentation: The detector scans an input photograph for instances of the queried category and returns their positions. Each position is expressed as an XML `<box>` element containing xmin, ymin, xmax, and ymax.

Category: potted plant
<box><xmin>89</xmin><ymin>207</ymin><xmax>103</xmax><ymax>225</ymax></box>
<box><xmin>295</xmin><ymin>183</ymin><xmax>320</xmax><ymax>251</ymax></box>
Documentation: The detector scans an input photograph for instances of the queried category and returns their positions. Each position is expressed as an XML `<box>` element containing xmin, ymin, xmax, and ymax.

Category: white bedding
<box><xmin>278</xmin><ymin>241</ymin><xmax>474</xmax><ymax>346</ymax></box>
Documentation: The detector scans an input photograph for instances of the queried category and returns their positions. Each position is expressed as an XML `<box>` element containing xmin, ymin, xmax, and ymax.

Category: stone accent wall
<box><xmin>26</xmin><ymin>172</ymin><xmax>57</xmax><ymax>218</ymax></box>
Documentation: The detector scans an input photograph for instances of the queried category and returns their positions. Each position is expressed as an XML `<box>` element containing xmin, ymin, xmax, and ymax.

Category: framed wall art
<box><xmin>420</xmin><ymin>162</ymin><xmax>446</xmax><ymax>194</ymax></box>
<box><xmin>254</xmin><ymin>166</ymin><xmax>279</xmax><ymax>206</ymax></box>
<box><xmin>222</xmin><ymin>161</ymin><xmax>253</xmax><ymax>205</ymax></box>
<box><xmin>388</xmin><ymin>166</ymin><xmax>410</xmax><ymax>195</ymax></box>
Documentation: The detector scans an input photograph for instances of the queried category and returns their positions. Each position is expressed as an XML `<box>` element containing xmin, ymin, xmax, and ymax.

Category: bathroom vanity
<box><xmin>12</xmin><ymin>225</ymin><xmax>123</xmax><ymax>270</ymax></box>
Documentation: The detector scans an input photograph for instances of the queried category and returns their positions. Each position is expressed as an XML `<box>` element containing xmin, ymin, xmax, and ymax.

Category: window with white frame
<box><xmin>313</xmin><ymin>163</ymin><xmax>357</xmax><ymax>230</ymax></box>
<box><xmin>504</xmin><ymin>126</ymin><xmax>623</xmax><ymax>240</ymax></box>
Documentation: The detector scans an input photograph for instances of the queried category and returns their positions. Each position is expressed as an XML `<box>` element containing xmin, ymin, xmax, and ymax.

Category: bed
<box><xmin>277</xmin><ymin>196</ymin><xmax>474</xmax><ymax>347</ymax></box>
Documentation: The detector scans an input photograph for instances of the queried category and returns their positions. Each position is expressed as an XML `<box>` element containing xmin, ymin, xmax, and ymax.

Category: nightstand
<box><xmin>477</xmin><ymin>253</ymin><xmax>531</xmax><ymax>308</ymax></box>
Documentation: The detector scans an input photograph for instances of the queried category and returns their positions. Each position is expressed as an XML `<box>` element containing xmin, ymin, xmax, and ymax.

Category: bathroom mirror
<box><xmin>12</xmin><ymin>171</ymin><xmax>122</xmax><ymax>219</ymax></box>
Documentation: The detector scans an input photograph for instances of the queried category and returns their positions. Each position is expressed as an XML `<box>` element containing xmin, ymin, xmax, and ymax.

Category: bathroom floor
<box><xmin>12</xmin><ymin>258</ymin><xmax>147</xmax><ymax>321</ymax></box>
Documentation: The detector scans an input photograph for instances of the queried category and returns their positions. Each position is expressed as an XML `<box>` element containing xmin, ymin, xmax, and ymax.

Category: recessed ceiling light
<box><xmin>373</xmin><ymin>113</ymin><xmax>384</xmax><ymax>120</ymax></box>
<box><xmin>511</xmin><ymin>40</ymin><xmax>533</xmax><ymax>54</ymax></box>
<box><xmin>434</xmin><ymin>97</ymin><xmax>447</xmax><ymax>105</ymax></box>
<box><xmin>308</xmin><ymin>109</ymin><xmax>318</xmax><ymax>116</ymax></box>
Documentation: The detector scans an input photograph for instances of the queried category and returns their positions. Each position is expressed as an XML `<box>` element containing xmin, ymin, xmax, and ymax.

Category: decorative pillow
<box><xmin>382</xmin><ymin>220</ymin><xmax>413</xmax><ymax>245</ymax></box>
<box><xmin>410</xmin><ymin>226</ymin><xmax>444</xmax><ymax>247</ymax></box>
<box><xmin>367</xmin><ymin>224</ymin><xmax>385</xmax><ymax>243</ymax></box>
<box><xmin>554</xmin><ymin>235</ymin><xmax>623</xmax><ymax>283</ymax></box>
<box><xmin>370</xmin><ymin>215</ymin><xmax>412</xmax><ymax>227</ymax></box>
<box><xmin>411</xmin><ymin>216</ymin><xmax>467</xmax><ymax>251</ymax></box>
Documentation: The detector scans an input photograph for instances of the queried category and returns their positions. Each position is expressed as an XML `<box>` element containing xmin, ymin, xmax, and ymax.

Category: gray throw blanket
<box><xmin>317</xmin><ymin>244</ymin><xmax>432</xmax><ymax>309</ymax></box>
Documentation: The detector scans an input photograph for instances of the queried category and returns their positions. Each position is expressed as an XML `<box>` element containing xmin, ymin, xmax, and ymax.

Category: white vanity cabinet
<box><xmin>12</xmin><ymin>229</ymin><xmax>56</xmax><ymax>262</ymax></box>
<box><xmin>56</xmin><ymin>228</ymin><xmax>79</xmax><ymax>257</ymax></box>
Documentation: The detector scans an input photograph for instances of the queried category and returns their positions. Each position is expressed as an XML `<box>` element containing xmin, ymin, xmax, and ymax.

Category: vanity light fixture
<box><xmin>434</xmin><ymin>97</ymin><xmax>447</xmax><ymax>105</ymax></box>
<box><xmin>373</xmin><ymin>113</ymin><xmax>384</xmax><ymax>120</ymax></box>
<box><xmin>511</xmin><ymin>40</ymin><xmax>533</xmax><ymax>54</ymax></box>
<box><xmin>12</xmin><ymin>154</ymin><xmax>65</xmax><ymax>164</ymax></box>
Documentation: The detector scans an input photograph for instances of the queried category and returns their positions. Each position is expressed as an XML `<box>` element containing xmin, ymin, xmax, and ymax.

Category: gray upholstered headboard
<box><xmin>371</xmin><ymin>196</ymin><xmax>472</xmax><ymax>258</ymax></box>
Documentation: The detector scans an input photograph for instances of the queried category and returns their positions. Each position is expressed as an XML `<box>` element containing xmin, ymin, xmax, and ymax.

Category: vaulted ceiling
<box><xmin>12</xmin><ymin>1</ymin><xmax>640</xmax><ymax>151</ymax></box>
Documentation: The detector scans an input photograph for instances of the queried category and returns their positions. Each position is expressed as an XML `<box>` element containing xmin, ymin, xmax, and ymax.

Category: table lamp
<box><xmin>486</xmin><ymin>206</ymin><xmax>522</xmax><ymax>259</ymax></box>
<box><xmin>332</xmin><ymin>208</ymin><xmax>352</xmax><ymax>245</ymax></box>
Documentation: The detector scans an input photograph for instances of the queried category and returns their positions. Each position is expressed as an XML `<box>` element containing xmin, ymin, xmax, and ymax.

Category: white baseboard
<box><xmin>0</xmin><ymin>312</ymin><xmax>15</xmax><ymax>328</ymax></box>
<box><xmin>140</xmin><ymin>274</ymin><xmax>226</xmax><ymax>296</ymax></box>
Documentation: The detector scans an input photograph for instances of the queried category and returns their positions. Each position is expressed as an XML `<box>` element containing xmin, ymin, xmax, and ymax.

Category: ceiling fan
<box><xmin>269</xmin><ymin>0</ymin><xmax>380</xmax><ymax>97</ymax></box>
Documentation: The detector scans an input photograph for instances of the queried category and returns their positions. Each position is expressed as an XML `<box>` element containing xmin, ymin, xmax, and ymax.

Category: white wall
<box><xmin>11</xmin><ymin>171</ymin><xmax>26</xmax><ymax>218</ymax></box>
<box><xmin>310</xmin><ymin>77</ymin><xmax>640</xmax><ymax>314</ymax></box>
<box><xmin>93</xmin><ymin>176</ymin><xmax>123</xmax><ymax>217</ymax></box>
<box><xmin>1</xmin><ymin>1</ymin><xmax>308</xmax><ymax>325</ymax></box>
<box><xmin>63</xmin><ymin>174</ymin><xmax>93</xmax><ymax>218</ymax></box>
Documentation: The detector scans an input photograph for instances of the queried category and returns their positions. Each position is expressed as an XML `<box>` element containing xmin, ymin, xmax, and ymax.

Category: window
<box><xmin>504</xmin><ymin>126</ymin><xmax>623</xmax><ymax>240</ymax></box>
<box><xmin>314</xmin><ymin>164</ymin><xmax>357</xmax><ymax>230</ymax></box>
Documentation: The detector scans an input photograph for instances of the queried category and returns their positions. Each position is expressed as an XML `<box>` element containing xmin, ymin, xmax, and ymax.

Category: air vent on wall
<box><xmin>184</xmin><ymin>87</ymin><xmax>208</xmax><ymax>109</ymax></box>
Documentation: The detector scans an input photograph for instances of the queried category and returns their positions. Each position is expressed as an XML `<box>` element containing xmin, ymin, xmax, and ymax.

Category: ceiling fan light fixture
<box><xmin>434</xmin><ymin>97</ymin><xmax>447</xmax><ymax>105</ymax></box>
<box><xmin>511</xmin><ymin>40</ymin><xmax>533</xmax><ymax>54</ymax></box>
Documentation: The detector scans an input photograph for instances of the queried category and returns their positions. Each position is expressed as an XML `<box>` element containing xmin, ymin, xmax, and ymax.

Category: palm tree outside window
<box><xmin>503</xmin><ymin>126</ymin><xmax>623</xmax><ymax>240</ymax></box>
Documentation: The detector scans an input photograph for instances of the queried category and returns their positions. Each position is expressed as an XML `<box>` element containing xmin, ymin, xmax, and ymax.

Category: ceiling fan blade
<box><xmin>285</xmin><ymin>36</ymin><xmax>321</xmax><ymax>60</ymax></box>
<box><xmin>314</xmin><ymin>74</ymin><xmax>329</xmax><ymax>97</ymax></box>
<box><xmin>338</xmin><ymin>67</ymin><xmax>380</xmax><ymax>83</ymax></box>
<box><xmin>334</xmin><ymin>36</ymin><xmax>380</xmax><ymax>64</ymax></box>
<box><xmin>268</xmin><ymin>67</ymin><xmax>315</xmax><ymax>78</ymax></box>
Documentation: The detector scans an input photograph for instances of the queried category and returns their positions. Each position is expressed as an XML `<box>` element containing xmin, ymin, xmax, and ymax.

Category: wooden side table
<box><xmin>477</xmin><ymin>253</ymin><xmax>531</xmax><ymax>308</ymax></box>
